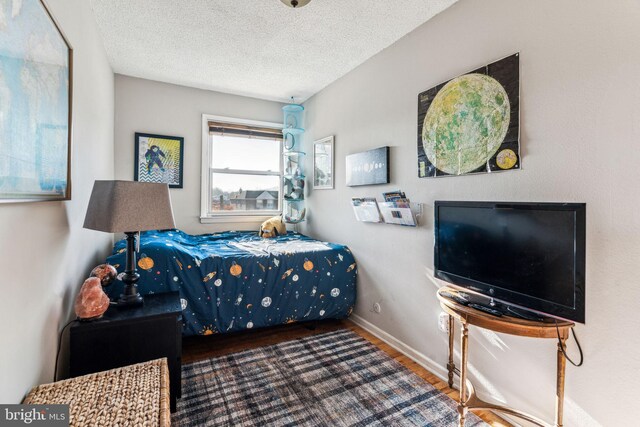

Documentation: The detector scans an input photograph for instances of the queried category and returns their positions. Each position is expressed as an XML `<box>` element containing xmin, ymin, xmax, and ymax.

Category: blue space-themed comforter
<box><xmin>105</xmin><ymin>230</ymin><xmax>357</xmax><ymax>336</ymax></box>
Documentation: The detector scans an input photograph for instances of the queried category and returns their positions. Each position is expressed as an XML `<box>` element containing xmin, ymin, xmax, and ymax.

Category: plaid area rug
<box><xmin>173</xmin><ymin>329</ymin><xmax>487</xmax><ymax>426</ymax></box>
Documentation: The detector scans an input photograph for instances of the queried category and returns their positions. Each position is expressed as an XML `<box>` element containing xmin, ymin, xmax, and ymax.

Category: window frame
<box><xmin>200</xmin><ymin>114</ymin><xmax>283</xmax><ymax>224</ymax></box>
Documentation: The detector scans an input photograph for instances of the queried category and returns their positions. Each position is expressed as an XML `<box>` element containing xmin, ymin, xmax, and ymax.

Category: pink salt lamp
<box><xmin>75</xmin><ymin>277</ymin><xmax>110</xmax><ymax>321</ymax></box>
<box><xmin>90</xmin><ymin>264</ymin><xmax>117</xmax><ymax>287</ymax></box>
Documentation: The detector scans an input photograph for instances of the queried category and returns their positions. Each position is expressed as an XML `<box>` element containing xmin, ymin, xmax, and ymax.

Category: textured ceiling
<box><xmin>90</xmin><ymin>0</ymin><xmax>458</xmax><ymax>102</ymax></box>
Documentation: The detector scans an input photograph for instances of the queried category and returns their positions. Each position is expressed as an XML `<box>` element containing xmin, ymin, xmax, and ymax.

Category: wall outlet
<box><xmin>438</xmin><ymin>312</ymin><xmax>449</xmax><ymax>333</ymax></box>
<box><xmin>373</xmin><ymin>302</ymin><xmax>382</xmax><ymax>314</ymax></box>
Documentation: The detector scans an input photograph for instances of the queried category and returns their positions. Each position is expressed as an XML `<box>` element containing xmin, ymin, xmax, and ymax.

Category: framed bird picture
<box><xmin>134</xmin><ymin>132</ymin><xmax>184</xmax><ymax>188</ymax></box>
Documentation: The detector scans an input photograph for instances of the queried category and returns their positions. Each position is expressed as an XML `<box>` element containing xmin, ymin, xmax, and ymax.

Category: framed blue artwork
<box><xmin>346</xmin><ymin>146</ymin><xmax>389</xmax><ymax>187</ymax></box>
<box><xmin>0</xmin><ymin>0</ymin><xmax>73</xmax><ymax>203</ymax></box>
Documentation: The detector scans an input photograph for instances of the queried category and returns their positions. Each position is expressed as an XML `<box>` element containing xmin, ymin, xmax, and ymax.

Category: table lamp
<box><xmin>83</xmin><ymin>180</ymin><xmax>176</xmax><ymax>306</ymax></box>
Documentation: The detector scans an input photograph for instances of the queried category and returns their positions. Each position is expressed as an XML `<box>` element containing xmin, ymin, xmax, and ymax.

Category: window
<box><xmin>201</xmin><ymin>115</ymin><xmax>283</xmax><ymax>222</ymax></box>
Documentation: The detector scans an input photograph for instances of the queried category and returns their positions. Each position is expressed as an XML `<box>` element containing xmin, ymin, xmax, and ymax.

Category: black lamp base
<box><xmin>117</xmin><ymin>291</ymin><xmax>144</xmax><ymax>306</ymax></box>
<box><xmin>117</xmin><ymin>231</ymin><xmax>144</xmax><ymax>307</ymax></box>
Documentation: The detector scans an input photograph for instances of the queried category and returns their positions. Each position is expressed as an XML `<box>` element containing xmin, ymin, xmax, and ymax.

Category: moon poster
<box><xmin>417</xmin><ymin>53</ymin><xmax>520</xmax><ymax>178</ymax></box>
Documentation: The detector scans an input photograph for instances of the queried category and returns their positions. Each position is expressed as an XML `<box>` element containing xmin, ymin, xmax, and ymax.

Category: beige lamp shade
<box><xmin>83</xmin><ymin>180</ymin><xmax>176</xmax><ymax>233</ymax></box>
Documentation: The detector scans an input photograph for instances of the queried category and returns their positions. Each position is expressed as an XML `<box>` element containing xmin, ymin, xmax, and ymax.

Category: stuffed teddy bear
<box><xmin>259</xmin><ymin>215</ymin><xmax>287</xmax><ymax>238</ymax></box>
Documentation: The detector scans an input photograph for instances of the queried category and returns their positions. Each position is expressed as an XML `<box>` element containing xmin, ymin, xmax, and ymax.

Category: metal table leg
<box><xmin>458</xmin><ymin>321</ymin><xmax>469</xmax><ymax>427</ymax></box>
<box><xmin>555</xmin><ymin>336</ymin><xmax>567</xmax><ymax>427</ymax></box>
<box><xmin>447</xmin><ymin>314</ymin><xmax>455</xmax><ymax>388</ymax></box>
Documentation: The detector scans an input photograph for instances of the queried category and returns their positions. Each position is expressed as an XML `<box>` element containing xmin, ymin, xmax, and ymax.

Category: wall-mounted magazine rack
<box><xmin>351</xmin><ymin>198</ymin><xmax>423</xmax><ymax>227</ymax></box>
<box><xmin>351</xmin><ymin>198</ymin><xmax>383</xmax><ymax>223</ymax></box>
<box><xmin>378</xmin><ymin>202</ymin><xmax>422</xmax><ymax>226</ymax></box>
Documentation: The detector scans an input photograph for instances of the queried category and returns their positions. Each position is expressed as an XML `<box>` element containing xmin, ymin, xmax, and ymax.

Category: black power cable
<box><xmin>555</xmin><ymin>320</ymin><xmax>584</xmax><ymax>367</ymax></box>
<box><xmin>53</xmin><ymin>319</ymin><xmax>75</xmax><ymax>381</ymax></box>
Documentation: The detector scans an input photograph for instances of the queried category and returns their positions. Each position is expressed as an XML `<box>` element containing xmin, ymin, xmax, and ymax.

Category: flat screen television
<box><xmin>434</xmin><ymin>201</ymin><xmax>585</xmax><ymax>323</ymax></box>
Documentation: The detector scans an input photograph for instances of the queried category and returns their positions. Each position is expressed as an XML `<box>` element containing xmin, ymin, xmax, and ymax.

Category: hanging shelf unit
<box><xmin>282</xmin><ymin>102</ymin><xmax>306</xmax><ymax>224</ymax></box>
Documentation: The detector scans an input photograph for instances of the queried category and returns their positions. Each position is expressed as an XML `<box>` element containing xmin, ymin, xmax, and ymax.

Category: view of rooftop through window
<box><xmin>209</xmin><ymin>133</ymin><xmax>282</xmax><ymax>213</ymax></box>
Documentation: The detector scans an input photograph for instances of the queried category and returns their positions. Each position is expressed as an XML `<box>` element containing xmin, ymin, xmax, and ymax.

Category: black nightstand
<box><xmin>68</xmin><ymin>291</ymin><xmax>182</xmax><ymax>412</ymax></box>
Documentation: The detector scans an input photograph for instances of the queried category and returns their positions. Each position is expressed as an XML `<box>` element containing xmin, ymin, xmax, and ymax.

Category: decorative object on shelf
<box><xmin>418</xmin><ymin>53</ymin><xmax>520</xmax><ymax>178</ymax></box>
<box><xmin>284</xmin><ymin>133</ymin><xmax>296</xmax><ymax>150</ymax></box>
<box><xmin>280</xmin><ymin>0</ymin><xmax>311</xmax><ymax>8</ymax></box>
<box><xmin>313</xmin><ymin>136</ymin><xmax>334</xmax><ymax>189</ymax></box>
<box><xmin>74</xmin><ymin>277</ymin><xmax>110</xmax><ymax>321</ymax></box>
<box><xmin>0</xmin><ymin>0</ymin><xmax>73</xmax><ymax>203</ymax></box>
<box><xmin>283</xmin><ymin>153</ymin><xmax>305</xmax><ymax>201</ymax></box>
<box><xmin>282</xmin><ymin>100</ymin><xmax>307</xmax><ymax>224</ymax></box>
<box><xmin>284</xmin><ymin>201</ymin><xmax>306</xmax><ymax>224</ymax></box>
<box><xmin>259</xmin><ymin>215</ymin><xmax>287</xmax><ymax>238</ymax></box>
<box><xmin>346</xmin><ymin>146</ymin><xmax>389</xmax><ymax>187</ymax></box>
<box><xmin>83</xmin><ymin>180</ymin><xmax>176</xmax><ymax>306</ymax></box>
<box><xmin>90</xmin><ymin>264</ymin><xmax>118</xmax><ymax>287</ymax></box>
<box><xmin>134</xmin><ymin>132</ymin><xmax>184</xmax><ymax>188</ymax></box>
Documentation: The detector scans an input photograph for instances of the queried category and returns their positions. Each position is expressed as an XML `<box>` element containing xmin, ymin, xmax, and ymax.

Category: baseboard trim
<box><xmin>349</xmin><ymin>314</ymin><xmax>449</xmax><ymax>382</ymax></box>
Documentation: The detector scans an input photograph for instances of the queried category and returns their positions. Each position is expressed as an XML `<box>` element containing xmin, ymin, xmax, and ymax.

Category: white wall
<box><xmin>301</xmin><ymin>0</ymin><xmax>640</xmax><ymax>425</ymax></box>
<box><xmin>114</xmin><ymin>75</ymin><xmax>284</xmax><ymax>234</ymax></box>
<box><xmin>0</xmin><ymin>0</ymin><xmax>114</xmax><ymax>403</ymax></box>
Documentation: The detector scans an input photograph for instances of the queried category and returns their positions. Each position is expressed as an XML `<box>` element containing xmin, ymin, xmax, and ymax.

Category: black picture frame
<box><xmin>134</xmin><ymin>132</ymin><xmax>184</xmax><ymax>188</ymax></box>
<box><xmin>417</xmin><ymin>53</ymin><xmax>520</xmax><ymax>178</ymax></box>
<box><xmin>345</xmin><ymin>146</ymin><xmax>390</xmax><ymax>187</ymax></box>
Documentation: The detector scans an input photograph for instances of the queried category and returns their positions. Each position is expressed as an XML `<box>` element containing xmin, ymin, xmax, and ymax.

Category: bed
<box><xmin>105</xmin><ymin>230</ymin><xmax>357</xmax><ymax>336</ymax></box>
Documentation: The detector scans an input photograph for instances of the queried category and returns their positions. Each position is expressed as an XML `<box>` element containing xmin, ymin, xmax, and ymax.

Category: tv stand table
<box><xmin>437</xmin><ymin>287</ymin><xmax>574</xmax><ymax>427</ymax></box>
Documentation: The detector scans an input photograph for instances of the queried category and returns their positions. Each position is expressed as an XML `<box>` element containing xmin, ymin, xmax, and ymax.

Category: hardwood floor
<box><xmin>182</xmin><ymin>319</ymin><xmax>512</xmax><ymax>426</ymax></box>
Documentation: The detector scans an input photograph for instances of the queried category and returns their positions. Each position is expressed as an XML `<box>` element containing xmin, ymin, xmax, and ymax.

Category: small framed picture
<box><xmin>134</xmin><ymin>133</ymin><xmax>184</xmax><ymax>188</ymax></box>
<box><xmin>313</xmin><ymin>136</ymin><xmax>334</xmax><ymax>189</ymax></box>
